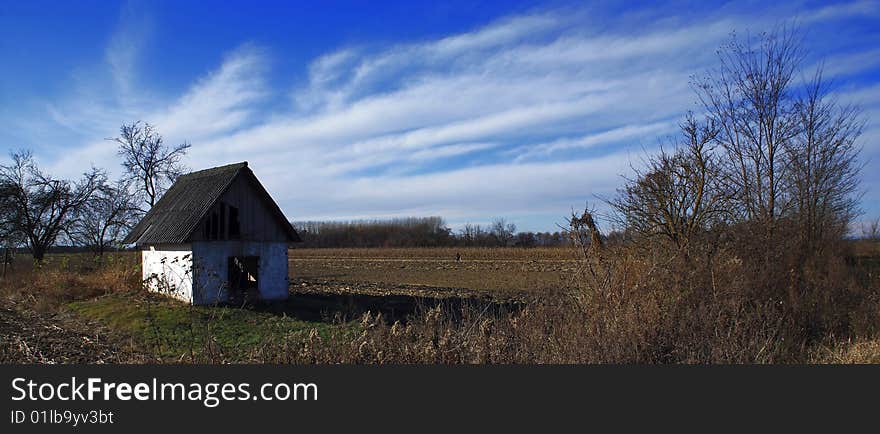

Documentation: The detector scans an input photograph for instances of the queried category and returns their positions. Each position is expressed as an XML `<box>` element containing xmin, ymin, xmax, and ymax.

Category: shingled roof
<box><xmin>123</xmin><ymin>162</ymin><xmax>300</xmax><ymax>245</ymax></box>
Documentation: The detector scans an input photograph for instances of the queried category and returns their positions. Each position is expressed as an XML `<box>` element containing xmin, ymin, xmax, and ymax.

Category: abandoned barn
<box><xmin>122</xmin><ymin>162</ymin><xmax>301</xmax><ymax>305</ymax></box>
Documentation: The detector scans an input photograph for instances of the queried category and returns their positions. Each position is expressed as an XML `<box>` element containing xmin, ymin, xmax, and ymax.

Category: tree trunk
<box><xmin>32</xmin><ymin>245</ymin><xmax>45</xmax><ymax>262</ymax></box>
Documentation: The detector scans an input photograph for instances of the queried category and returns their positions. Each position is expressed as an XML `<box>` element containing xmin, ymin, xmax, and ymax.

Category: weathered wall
<box><xmin>141</xmin><ymin>244</ymin><xmax>194</xmax><ymax>303</ymax></box>
<box><xmin>189</xmin><ymin>174</ymin><xmax>289</xmax><ymax>242</ymax></box>
<box><xmin>191</xmin><ymin>241</ymin><xmax>289</xmax><ymax>305</ymax></box>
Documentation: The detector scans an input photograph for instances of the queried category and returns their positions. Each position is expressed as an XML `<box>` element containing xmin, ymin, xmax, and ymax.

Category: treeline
<box><xmin>292</xmin><ymin>217</ymin><xmax>568</xmax><ymax>248</ymax></box>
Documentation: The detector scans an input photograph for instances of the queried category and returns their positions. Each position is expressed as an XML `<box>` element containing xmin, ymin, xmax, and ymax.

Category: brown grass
<box><xmin>813</xmin><ymin>339</ymin><xmax>880</xmax><ymax>363</ymax></box>
<box><xmin>0</xmin><ymin>252</ymin><xmax>141</xmax><ymax>312</ymax></box>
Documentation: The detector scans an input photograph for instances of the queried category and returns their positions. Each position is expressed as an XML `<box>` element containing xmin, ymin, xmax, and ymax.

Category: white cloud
<box><xmin>800</xmin><ymin>0</ymin><xmax>879</xmax><ymax>23</ymax></box>
<box><xmin>105</xmin><ymin>1</ymin><xmax>152</xmax><ymax>103</ymax></box>
<box><xmin>511</xmin><ymin>120</ymin><xmax>677</xmax><ymax>162</ymax></box>
<box><xmin>285</xmin><ymin>150</ymin><xmax>634</xmax><ymax>221</ymax></box>
<box><xmin>149</xmin><ymin>45</ymin><xmax>268</xmax><ymax>140</ymax></box>
<box><xmin>44</xmin><ymin>44</ymin><xmax>269</xmax><ymax>179</ymax></box>
<box><xmin>12</xmin><ymin>1</ymin><xmax>880</xmax><ymax>231</ymax></box>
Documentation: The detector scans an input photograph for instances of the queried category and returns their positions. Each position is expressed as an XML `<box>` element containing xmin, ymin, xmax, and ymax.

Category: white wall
<box><xmin>141</xmin><ymin>245</ymin><xmax>194</xmax><ymax>303</ymax></box>
<box><xmin>141</xmin><ymin>241</ymin><xmax>289</xmax><ymax>305</ymax></box>
<box><xmin>191</xmin><ymin>241</ymin><xmax>289</xmax><ymax>305</ymax></box>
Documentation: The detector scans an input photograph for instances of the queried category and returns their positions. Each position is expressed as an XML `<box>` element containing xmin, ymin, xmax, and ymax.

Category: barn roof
<box><xmin>123</xmin><ymin>162</ymin><xmax>300</xmax><ymax>245</ymax></box>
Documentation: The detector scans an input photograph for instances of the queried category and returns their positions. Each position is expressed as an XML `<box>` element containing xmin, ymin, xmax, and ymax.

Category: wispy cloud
<box><xmin>511</xmin><ymin>121</ymin><xmax>677</xmax><ymax>162</ymax></box>
<box><xmin>800</xmin><ymin>0</ymin><xmax>879</xmax><ymax>23</ymax></box>
<box><xmin>151</xmin><ymin>45</ymin><xmax>268</xmax><ymax>140</ymax></box>
<box><xmin>105</xmin><ymin>1</ymin><xmax>152</xmax><ymax>103</ymax></box>
<box><xmin>10</xmin><ymin>0</ymin><xmax>880</xmax><ymax>230</ymax></box>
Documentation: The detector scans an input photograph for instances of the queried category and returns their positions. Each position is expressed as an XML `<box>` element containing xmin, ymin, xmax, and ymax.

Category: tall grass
<box><xmin>0</xmin><ymin>253</ymin><xmax>141</xmax><ymax>312</ymax></box>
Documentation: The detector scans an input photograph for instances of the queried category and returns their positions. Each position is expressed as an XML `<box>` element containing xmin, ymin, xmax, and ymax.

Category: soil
<box><xmin>0</xmin><ymin>299</ymin><xmax>148</xmax><ymax>364</ymax></box>
<box><xmin>291</xmin><ymin>277</ymin><xmax>529</xmax><ymax>301</ymax></box>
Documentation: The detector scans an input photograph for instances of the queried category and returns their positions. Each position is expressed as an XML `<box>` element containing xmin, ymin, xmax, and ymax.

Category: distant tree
<box><xmin>0</xmin><ymin>151</ymin><xmax>103</xmax><ymax>261</ymax></box>
<box><xmin>293</xmin><ymin>216</ymin><xmax>452</xmax><ymax>248</ymax></box>
<box><xmin>292</xmin><ymin>216</ymin><xmax>567</xmax><ymax>248</ymax></box>
<box><xmin>515</xmin><ymin>231</ymin><xmax>537</xmax><ymax>247</ymax></box>
<box><xmin>70</xmin><ymin>178</ymin><xmax>140</xmax><ymax>256</ymax></box>
<box><xmin>114</xmin><ymin>121</ymin><xmax>190</xmax><ymax>210</ymax></box>
<box><xmin>460</xmin><ymin>224</ymin><xmax>478</xmax><ymax>246</ymax></box>
<box><xmin>491</xmin><ymin>218</ymin><xmax>517</xmax><ymax>246</ymax></box>
<box><xmin>533</xmin><ymin>231</ymin><xmax>567</xmax><ymax>247</ymax></box>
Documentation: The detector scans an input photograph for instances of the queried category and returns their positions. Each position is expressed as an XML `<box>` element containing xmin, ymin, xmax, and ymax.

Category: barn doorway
<box><xmin>228</xmin><ymin>256</ymin><xmax>259</xmax><ymax>302</ymax></box>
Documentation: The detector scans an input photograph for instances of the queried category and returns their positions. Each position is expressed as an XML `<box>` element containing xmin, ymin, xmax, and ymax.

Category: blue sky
<box><xmin>1</xmin><ymin>0</ymin><xmax>879</xmax><ymax>232</ymax></box>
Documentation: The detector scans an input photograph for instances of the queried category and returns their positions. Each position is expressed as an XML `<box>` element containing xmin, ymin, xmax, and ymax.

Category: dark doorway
<box><xmin>228</xmin><ymin>256</ymin><xmax>259</xmax><ymax>301</ymax></box>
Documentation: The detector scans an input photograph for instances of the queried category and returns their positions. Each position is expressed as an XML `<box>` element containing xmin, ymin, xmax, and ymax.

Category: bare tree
<box><xmin>610</xmin><ymin>114</ymin><xmax>727</xmax><ymax>250</ymax></box>
<box><xmin>0</xmin><ymin>152</ymin><xmax>103</xmax><ymax>261</ymax></box>
<box><xmin>114</xmin><ymin>121</ymin><xmax>190</xmax><ymax>210</ymax></box>
<box><xmin>786</xmin><ymin>68</ymin><xmax>864</xmax><ymax>249</ymax></box>
<box><xmin>684</xmin><ymin>25</ymin><xmax>866</xmax><ymax>311</ymax></box>
<box><xmin>70</xmin><ymin>178</ymin><xmax>141</xmax><ymax>256</ymax></box>
<box><xmin>694</xmin><ymin>27</ymin><xmax>864</xmax><ymax>247</ymax></box>
<box><xmin>460</xmin><ymin>223</ymin><xmax>477</xmax><ymax>245</ymax></box>
<box><xmin>693</xmin><ymin>28</ymin><xmax>803</xmax><ymax>226</ymax></box>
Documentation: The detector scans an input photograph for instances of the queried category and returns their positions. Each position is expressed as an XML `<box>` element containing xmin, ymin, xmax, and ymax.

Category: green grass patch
<box><xmin>69</xmin><ymin>293</ymin><xmax>348</xmax><ymax>361</ymax></box>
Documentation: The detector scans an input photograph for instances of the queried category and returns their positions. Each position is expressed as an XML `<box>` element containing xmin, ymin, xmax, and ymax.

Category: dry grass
<box><xmin>0</xmin><ymin>252</ymin><xmax>141</xmax><ymax>312</ymax></box>
<box><xmin>814</xmin><ymin>339</ymin><xmax>880</xmax><ymax>363</ymax></box>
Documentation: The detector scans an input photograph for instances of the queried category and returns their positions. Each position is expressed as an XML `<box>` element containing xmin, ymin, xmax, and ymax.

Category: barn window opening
<box><xmin>229</xmin><ymin>206</ymin><xmax>241</xmax><ymax>238</ymax></box>
<box><xmin>228</xmin><ymin>256</ymin><xmax>258</xmax><ymax>294</ymax></box>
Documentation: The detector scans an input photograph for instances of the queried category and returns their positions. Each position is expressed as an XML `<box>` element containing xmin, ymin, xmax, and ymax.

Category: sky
<box><xmin>1</xmin><ymin>0</ymin><xmax>879</xmax><ymax>233</ymax></box>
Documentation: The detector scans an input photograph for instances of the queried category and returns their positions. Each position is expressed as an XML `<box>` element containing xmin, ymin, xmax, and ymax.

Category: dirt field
<box><xmin>289</xmin><ymin>247</ymin><xmax>580</xmax><ymax>297</ymax></box>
